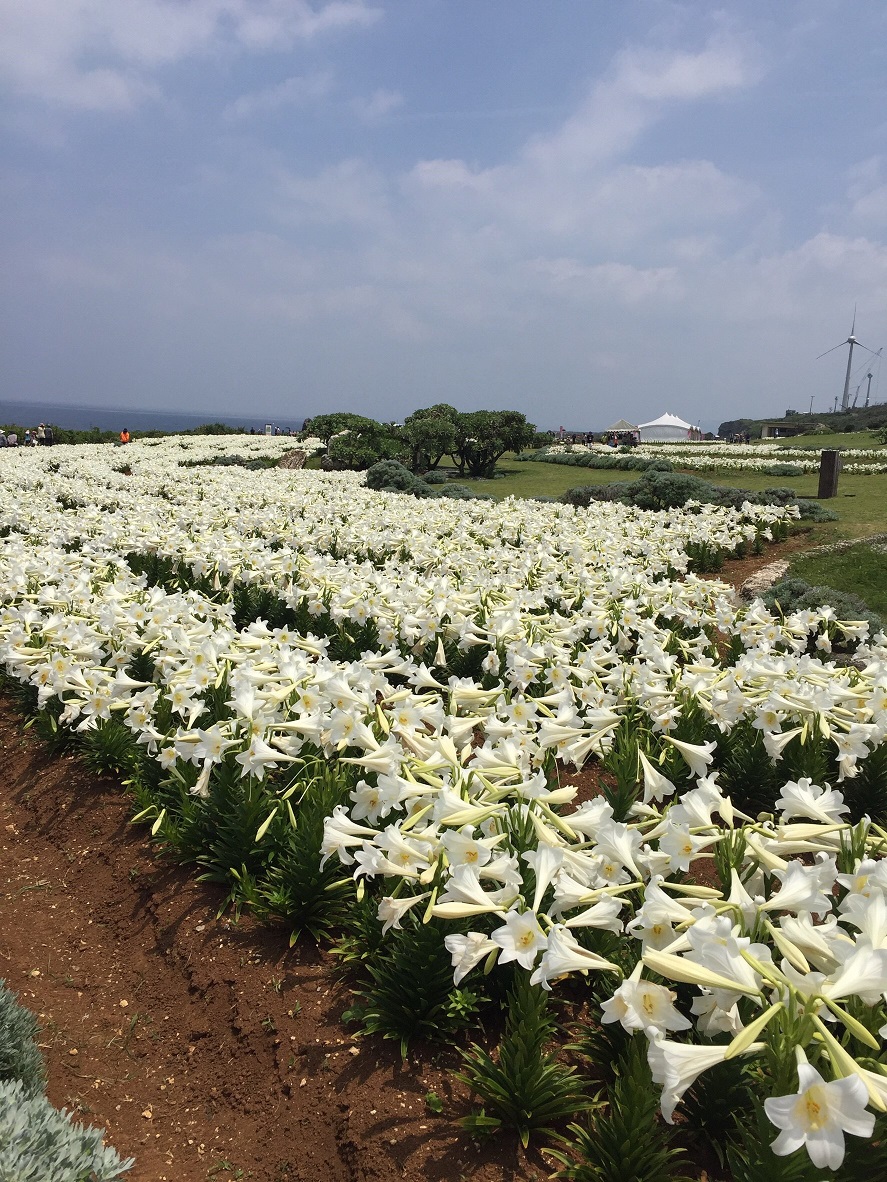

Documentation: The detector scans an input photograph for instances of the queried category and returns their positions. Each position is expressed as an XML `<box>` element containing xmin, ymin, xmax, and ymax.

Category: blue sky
<box><xmin>3</xmin><ymin>1</ymin><xmax>887</xmax><ymax>430</ymax></box>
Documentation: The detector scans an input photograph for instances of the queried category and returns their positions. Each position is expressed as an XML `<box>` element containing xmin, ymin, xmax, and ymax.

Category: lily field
<box><xmin>2</xmin><ymin>434</ymin><xmax>887</xmax><ymax>1179</ymax></box>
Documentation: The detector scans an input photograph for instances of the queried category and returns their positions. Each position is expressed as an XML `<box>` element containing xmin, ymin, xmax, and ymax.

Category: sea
<box><xmin>0</xmin><ymin>400</ymin><xmax>304</xmax><ymax>434</ymax></box>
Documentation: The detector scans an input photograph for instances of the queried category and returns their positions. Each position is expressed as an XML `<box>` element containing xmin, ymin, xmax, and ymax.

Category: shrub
<box><xmin>535</xmin><ymin>452</ymin><xmax>671</xmax><ymax>474</ymax></box>
<box><xmin>761</xmin><ymin>578</ymin><xmax>882</xmax><ymax>633</ymax></box>
<box><xmin>183</xmin><ymin>454</ymin><xmax>279</xmax><ymax>469</ymax></box>
<box><xmin>365</xmin><ymin>460</ymin><xmax>433</xmax><ymax>497</ymax></box>
<box><xmin>0</xmin><ymin>980</ymin><xmax>45</xmax><ymax>1095</ymax></box>
<box><xmin>624</xmin><ymin>471</ymin><xmax>715</xmax><ymax>510</ymax></box>
<box><xmin>436</xmin><ymin>483</ymin><xmax>491</xmax><ymax>500</ymax></box>
<box><xmin>560</xmin><ymin>472</ymin><xmax>837</xmax><ymax>521</ymax></box>
<box><xmin>327</xmin><ymin>421</ymin><xmax>405</xmax><ymax>470</ymax></box>
<box><xmin>763</xmin><ymin>462</ymin><xmax>803</xmax><ymax>477</ymax></box>
<box><xmin>562</xmin><ymin>484</ymin><xmax>629</xmax><ymax>508</ymax></box>
<box><xmin>422</xmin><ymin>469</ymin><xmax>449</xmax><ymax>485</ymax></box>
<box><xmin>0</xmin><ymin>1079</ymin><xmax>134</xmax><ymax>1181</ymax></box>
<box><xmin>795</xmin><ymin>500</ymin><xmax>838</xmax><ymax>522</ymax></box>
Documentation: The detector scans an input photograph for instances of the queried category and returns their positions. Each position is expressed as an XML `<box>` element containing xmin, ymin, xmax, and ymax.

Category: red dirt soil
<box><xmin>712</xmin><ymin>528</ymin><xmax>815</xmax><ymax>592</ymax></box>
<box><xmin>0</xmin><ymin>702</ymin><xmax>549</xmax><ymax>1182</ymax></box>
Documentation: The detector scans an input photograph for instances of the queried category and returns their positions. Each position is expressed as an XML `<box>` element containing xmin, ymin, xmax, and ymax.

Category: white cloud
<box><xmin>528</xmin><ymin>257</ymin><xmax>682</xmax><ymax>304</ymax></box>
<box><xmin>613</xmin><ymin>41</ymin><xmax>754</xmax><ymax>102</ymax></box>
<box><xmin>400</xmin><ymin>34</ymin><xmax>762</xmax><ymax>245</ymax></box>
<box><xmin>0</xmin><ymin>0</ymin><xmax>380</xmax><ymax>110</ymax></box>
<box><xmin>852</xmin><ymin>186</ymin><xmax>887</xmax><ymax>226</ymax></box>
<box><xmin>351</xmin><ymin>87</ymin><xmax>403</xmax><ymax>122</ymax></box>
<box><xmin>520</xmin><ymin>35</ymin><xmax>759</xmax><ymax>175</ymax></box>
<box><xmin>715</xmin><ymin>232</ymin><xmax>887</xmax><ymax>322</ymax></box>
<box><xmin>224</xmin><ymin>71</ymin><xmax>333</xmax><ymax>120</ymax></box>
<box><xmin>272</xmin><ymin>158</ymin><xmax>393</xmax><ymax>229</ymax></box>
<box><xmin>845</xmin><ymin>157</ymin><xmax>887</xmax><ymax>228</ymax></box>
<box><xmin>37</xmin><ymin>252</ymin><xmax>123</xmax><ymax>290</ymax></box>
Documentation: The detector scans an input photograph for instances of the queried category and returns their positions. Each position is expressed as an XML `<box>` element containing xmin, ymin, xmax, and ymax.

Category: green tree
<box><xmin>401</xmin><ymin>412</ymin><xmax>456</xmax><ymax>472</ymax></box>
<box><xmin>308</xmin><ymin>412</ymin><xmax>379</xmax><ymax>444</ymax></box>
<box><xmin>451</xmin><ymin>410</ymin><xmax>536</xmax><ymax>478</ymax></box>
<box><xmin>326</xmin><ymin>417</ymin><xmax>405</xmax><ymax>470</ymax></box>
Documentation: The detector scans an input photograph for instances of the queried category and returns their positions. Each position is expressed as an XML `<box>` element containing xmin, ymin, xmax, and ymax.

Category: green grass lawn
<box><xmin>468</xmin><ymin>458</ymin><xmax>887</xmax><ymax>544</ymax></box>
<box><xmin>770</xmin><ymin>430</ymin><xmax>884</xmax><ymax>450</ymax></box>
<box><xmin>787</xmin><ymin>542</ymin><xmax>887</xmax><ymax>617</ymax></box>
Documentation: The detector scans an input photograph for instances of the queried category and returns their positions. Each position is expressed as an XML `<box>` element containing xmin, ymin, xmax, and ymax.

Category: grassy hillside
<box><xmin>719</xmin><ymin>402</ymin><xmax>887</xmax><ymax>440</ymax></box>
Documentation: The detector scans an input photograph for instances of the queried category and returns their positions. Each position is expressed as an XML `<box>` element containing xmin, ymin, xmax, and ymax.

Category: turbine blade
<box><xmin>815</xmin><ymin>341</ymin><xmax>847</xmax><ymax>359</ymax></box>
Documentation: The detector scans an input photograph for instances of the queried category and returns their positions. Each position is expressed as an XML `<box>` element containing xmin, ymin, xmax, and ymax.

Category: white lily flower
<box><xmin>664</xmin><ymin>737</ymin><xmax>716</xmax><ymax>780</ymax></box>
<box><xmin>233</xmin><ymin>735</ymin><xmax>297</xmax><ymax>780</ymax></box>
<box><xmin>601</xmin><ymin>966</ymin><xmax>690</xmax><ymax>1035</ymax></box>
<box><xmin>822</xmin><ymin>942</ymin><xmax>887</xmax><ymax>1005</ymax></box>
<box><xmin>776</xmin><ymin>777</ymin><xmax>849</xmax><ymax>824</ymax></box>
<box><xmin>445</xmin><ymin>932</ymin><xmax>498</xmax><ymax>985</ymax></box>
<box><xmin>649</xmin><ymin>1034</ymin><xmax>764</xmax><ymax>1123</ymax></box>
<box><xmin>491</xmin><ymin>908</ymin><xmax>549</xmax><ymax>970</ymax></box>
<box><xmin>638</xmin><ymin>749</ymin><xmax>677</xmax><ymax>804</ymax></box>
<box><xmin>433</xmin><ymin>864</ymin><xmax>514</xmax><ymax>917</ymax></box>
<box><xmin>758</xmin><ymin>860</ymin><xmax>834</xmax><ymax>918</ymax></box>
<box><xmin>840</xmin><ymin>891</ymin><xmax>887</xmax><ymax>949</ymax></box>
<box><xmin>522</xmin><ymin>844</ymin><xmax>565</xmax><ymax>913</ymax></box>
<box><xmin>377</xmin><ymin>892</ymin><xmax>430</xmax><ymax>934</ymax></box>
<box><xmin>529</xmin><ymin>924</ymin><xmax>620</xmax><ymax>989</ymax></box>
<box><xmin>764</xmin><ymin>1056</ymin><xmax>874</xmax><ymax>1170</ymax></box>
<box><xmin>563</xmin><ymin>895</ymin><xmax>625</xmax><ymax>932</ymax></box>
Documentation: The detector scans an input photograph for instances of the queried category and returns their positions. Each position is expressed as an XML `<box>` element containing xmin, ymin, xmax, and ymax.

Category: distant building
<box><xmin>760</xmin><ymin>421</ymin><xmax>805</xmax><ymax>439</ymax></box>
<box><xmin>638</xmin><ymin>413</ymin><xmax>700</xmax><ymax>443</ymax></box>
<box><xmin>604</xmin><ymin>418</ymin><xmax>640</xmax><ymax>444</ymax></box>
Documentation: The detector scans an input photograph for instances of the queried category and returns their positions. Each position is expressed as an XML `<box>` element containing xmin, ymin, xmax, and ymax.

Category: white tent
<box><xmin>638</xmin><ymin>412</ymin><xmax>697</xmax><ymax>443</ymax></box>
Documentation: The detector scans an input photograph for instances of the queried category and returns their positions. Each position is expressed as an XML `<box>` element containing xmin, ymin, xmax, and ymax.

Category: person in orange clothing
<box><xmin>119</xmin><ymin>428</ymin><xmax>131</xmax><ymax>444</ymax></box>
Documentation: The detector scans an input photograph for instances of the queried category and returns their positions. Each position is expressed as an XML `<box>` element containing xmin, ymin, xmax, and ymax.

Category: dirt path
<box><xmin>0</xmin><ymin>703</ymin><xmax>544</xmax><ymax>1182</ymax></box>
<box><xmin>710</xmin><ymin>528</ymin><xmax>816</xmax><ymax>593</ymax></box>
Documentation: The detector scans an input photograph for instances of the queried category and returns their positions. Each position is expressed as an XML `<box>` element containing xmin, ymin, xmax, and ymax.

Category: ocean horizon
<box><xmin>0</xmin><ymin>400</ymin><xmax>305</xmax><ymax>434</ymax></box>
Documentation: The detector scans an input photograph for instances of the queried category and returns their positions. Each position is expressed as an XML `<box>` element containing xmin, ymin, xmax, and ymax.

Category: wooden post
<box><xmin>817</xmin><ymin>449</ymin><xmax>841</xmax><ymax>499</ymax></box>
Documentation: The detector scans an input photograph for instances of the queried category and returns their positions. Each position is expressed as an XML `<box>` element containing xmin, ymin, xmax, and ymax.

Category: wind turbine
<box><xmin>817</xmin><ymin>308</ymin><xmax>878</xmax><ymax>411</ymax></box>
<box><xmin>863</xmin><ymin>349</ymin><xmax>882</xmax><ymax>407</ymax></box>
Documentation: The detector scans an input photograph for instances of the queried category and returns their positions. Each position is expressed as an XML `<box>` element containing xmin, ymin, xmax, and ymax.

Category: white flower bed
<box><xmin>543</xmin><ymin>440</ymin><xmax>887</xmax><ymax>474</ymax></box>
<box><xmin>2</xmin><ymin>436</ymin><xmax>887</xmax><ymax>1166</ymax></box>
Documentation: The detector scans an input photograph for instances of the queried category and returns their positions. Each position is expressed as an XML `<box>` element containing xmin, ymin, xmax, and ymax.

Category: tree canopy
<box><xmin>400</xmin><ymin>411</ymin><xmax>456</xmax><ymax>472</ymax></box>
<box><xmin>450</xmin><ymin>410</ymin><xmax>537</xmax><ymax>478</ymax></box>
<box><xmin>303</xmin><ymin>405</ymin><xmax>536</xmax><ymax>476</ymax></box>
